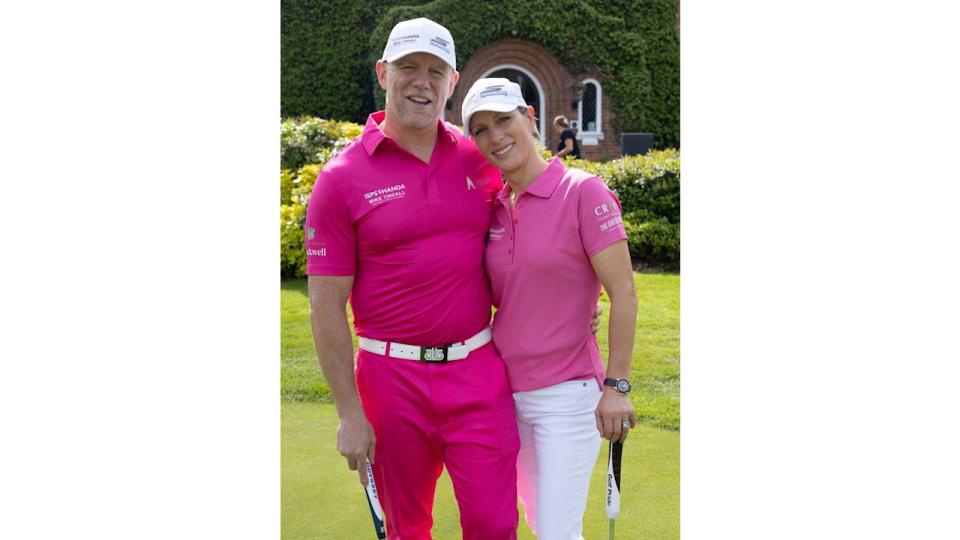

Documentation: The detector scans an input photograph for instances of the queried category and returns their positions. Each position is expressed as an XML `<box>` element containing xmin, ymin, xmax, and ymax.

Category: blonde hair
<box><xmin>522</xmin><ymin>107</ymin><xmax>541</xmax><ymax>139</ymax></box>
<box><xmin>553</xmin><ymin>115</ymin><xmax>570</xmax><ymax>128</ymax></box>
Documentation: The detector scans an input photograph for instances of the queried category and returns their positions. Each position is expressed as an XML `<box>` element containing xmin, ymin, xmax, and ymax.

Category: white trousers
<box><xmin>514</xmin><ymin>379</ymin><xmax>603</xmax><ymax>540</ymax></box>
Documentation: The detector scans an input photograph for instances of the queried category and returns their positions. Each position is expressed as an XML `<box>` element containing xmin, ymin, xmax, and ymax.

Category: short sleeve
<box><xmin>304</xmin><ymin>170</ymin><xmax>356</xmax><ymax>275</ymax></box>
<box><xmin>577</xmin><ymin>176</ymin><xmax>628</xmax><ymax>258</ymax></box>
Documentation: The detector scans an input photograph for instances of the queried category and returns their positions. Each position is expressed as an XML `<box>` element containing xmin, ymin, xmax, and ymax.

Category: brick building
<box><xmin>448</xmin><ymin>39</ymin><xmax>620</xmax><ymax>161</ymax></box>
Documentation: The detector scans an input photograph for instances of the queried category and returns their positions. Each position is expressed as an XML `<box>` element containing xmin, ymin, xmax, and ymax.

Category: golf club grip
<box><xmin>364</xmin><ymin>460</ymin><xmax>386</xmax><ymax>539</ymax></box>
<box><xmin>611</xmin><ymin>440</ymin><xmax>623</xmax><ymax>490</ymax></box>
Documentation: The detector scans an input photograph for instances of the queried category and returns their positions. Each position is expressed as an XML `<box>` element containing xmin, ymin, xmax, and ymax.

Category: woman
<box><xmin>462</xmin><ymin>78</ymin><xmax>638</xmax><ymax>539</ymax></box>
<box><xmin>553</xmin><ymin>114</ymin><xmax>581</xmax><ymax>159</ymax></box>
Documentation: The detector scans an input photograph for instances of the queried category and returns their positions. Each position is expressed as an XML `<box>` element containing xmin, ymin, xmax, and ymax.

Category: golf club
<box><xmin>606</xmin><ymin>440</ymin><xmax>623</xmax><ymax>540</ymax></box>
<box><xmin>363</xmin><ymin>459</ymin><xmax>386</xmax><ymax>539</ymax></box>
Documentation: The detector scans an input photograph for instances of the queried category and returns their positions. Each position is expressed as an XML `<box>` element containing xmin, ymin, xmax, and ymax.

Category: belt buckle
<box><xmin>420</xmin><ymin>345</ymin><xmax>449</xmax><ymax>363</ymax></box>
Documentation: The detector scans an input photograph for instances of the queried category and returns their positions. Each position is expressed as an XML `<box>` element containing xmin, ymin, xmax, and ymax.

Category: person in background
<box><xmin>463</xmin><ymin>78</ymin><xmax>638</xmax><ymax>540</ymax></box>
<box><xmin>552</xmin><ymin>114</ymin><xmax>581</xmax><ymax>159</ymax></box>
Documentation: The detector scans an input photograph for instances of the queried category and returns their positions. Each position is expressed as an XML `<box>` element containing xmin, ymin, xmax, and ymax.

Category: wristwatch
<box><xmin>603</xmin><ymin>378</ymin><xmax>631</xmax><ymax>394</ymax></box>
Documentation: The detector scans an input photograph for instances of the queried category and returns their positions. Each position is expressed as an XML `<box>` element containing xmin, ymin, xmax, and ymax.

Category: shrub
<box><xmin>279</xmin><ymin>117</ymin><xmax>680</xmax><ymax>277</ymax></box>
<box><xmin>281</xmin><ymin>117</ymin><xmax>363</xmax><ymax>172</ymax></box>
<box><xmin>565</xmin><ymin>148</ymin><xmax>680</xmax><ymax>222</ymax></box>
<box><xmin>281</xmin><ymin>163</ymin><xmax>325</xmax><ymax>278</ymax></box>
<box><xmin>623</xmin><ymin>214</ymin><xmax>680</xmax><ymax>270</ymax></box>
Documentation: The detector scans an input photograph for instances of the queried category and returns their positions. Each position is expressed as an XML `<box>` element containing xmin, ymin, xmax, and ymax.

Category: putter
<box><xmin>606</xmin><ymin>440</ymin><xmax>624</xmax><ymax>540</ymax></box>
<box><xmin>363</xmin><ymin>459</ymin><xmax>386</xmax><ymax>539</ymax></box>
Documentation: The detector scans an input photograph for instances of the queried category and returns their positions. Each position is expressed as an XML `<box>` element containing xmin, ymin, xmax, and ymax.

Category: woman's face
<box><xmin>469</xmin><ymin>107</ymin><xmax>537</xmax><ymax>174</ymax></box>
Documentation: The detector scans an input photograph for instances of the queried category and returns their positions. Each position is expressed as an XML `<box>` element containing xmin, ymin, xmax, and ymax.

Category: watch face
<box><xmin>616</xmin><ymin>380</ymin><xmax>630</xmax><ymax>393</ymax></box>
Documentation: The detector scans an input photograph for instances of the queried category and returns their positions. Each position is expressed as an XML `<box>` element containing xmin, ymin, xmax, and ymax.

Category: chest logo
<box><xmin>466</xmin><ymin>177</ymin><xmax>476</xmax><ymax>190</ymax></box>
<box><xmin>363</xmin><ymin>184</ymin><xmax>407</xmax><ymax>206</ymax></box>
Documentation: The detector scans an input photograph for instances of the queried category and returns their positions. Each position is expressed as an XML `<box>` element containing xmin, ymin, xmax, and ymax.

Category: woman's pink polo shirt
<box><xmin>484</xmin><ymin>158</ymin><xmax>628</xmax><ymax>392</ymax></box>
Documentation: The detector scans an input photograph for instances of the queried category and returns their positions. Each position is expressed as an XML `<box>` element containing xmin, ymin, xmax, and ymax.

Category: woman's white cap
<box><xmin>380</xmin><ymin>18</ymin><xmax>456</xmax><ymax>70</ymax></box>
<box><xmin>461</xmin><ymin>78</ymin><xmax>528</xmax><ymax>134</ymax></box>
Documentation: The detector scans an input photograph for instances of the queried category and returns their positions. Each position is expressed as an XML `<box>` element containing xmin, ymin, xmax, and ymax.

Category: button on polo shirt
<box><xmin>305</xmin><ymin>111</ymin><xmax>502</xmax><ymax>346</ymax></box>
<box><xmin>484</xmin><ymin>158</ymin><xmax>628</xmax><ymax>392</ymax></box>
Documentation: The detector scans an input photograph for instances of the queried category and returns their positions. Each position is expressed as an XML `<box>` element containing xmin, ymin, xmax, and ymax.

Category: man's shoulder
<box><xmin>319</xmin><ymin>137</ymin><xmax>369</xmax><ymax>180</ymax></box>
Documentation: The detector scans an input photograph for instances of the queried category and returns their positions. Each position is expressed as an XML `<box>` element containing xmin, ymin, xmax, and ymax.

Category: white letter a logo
<box><xmin>466</xmin><ymin>177</ymin><xmax>476</xmax><ymax>190</ymax></box>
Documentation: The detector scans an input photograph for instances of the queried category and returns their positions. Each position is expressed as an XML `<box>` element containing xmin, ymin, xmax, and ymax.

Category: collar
<box><xmin>361</xmin><ymin>111</ymin><xmax>460</xmax><ymax>156</ymax></box>
<box><xmin>498</xmin><ymin>158</ymin><xmax>565</xmax><ymax>202</ymax></box>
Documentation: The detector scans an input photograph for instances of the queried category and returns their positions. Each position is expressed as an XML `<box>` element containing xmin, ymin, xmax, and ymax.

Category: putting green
<box><xmin>282</xmin><ymin>402</ymin><xmax>678</xmax><ymax>539</ymax></box>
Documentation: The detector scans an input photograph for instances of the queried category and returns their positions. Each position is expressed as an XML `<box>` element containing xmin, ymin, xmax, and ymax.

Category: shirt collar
<box><xmin>519</xmin><ymin>158</ymin><xmax>567</xmax><ymax>198</ymax></box>
<box><xmin>361</xmin><ymin>111</ymin><xmax>460</xmax><ymax>156</ymax></box>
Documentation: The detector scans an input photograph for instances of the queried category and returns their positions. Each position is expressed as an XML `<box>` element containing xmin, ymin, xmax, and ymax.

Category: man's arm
<box><xmin>308</xmin><ymin>275</ymin><xmax>375</xmax><ymax>485</ymax></box>
<box><xmin>589</xmin><ymin>240</ymin><xmax>639</xmax><ymax>443</ymax></box>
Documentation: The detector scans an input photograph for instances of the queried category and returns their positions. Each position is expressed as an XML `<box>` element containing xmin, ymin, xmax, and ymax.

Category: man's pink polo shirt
<box><xmin>484</xmin><ymin>158</ymin><xmax>628</xmax><ymax>392</ymax></box>
<box><xmin>305</xmin><ymin>111</ymin><xmax>502</xmax><ymax>345</ymax></box>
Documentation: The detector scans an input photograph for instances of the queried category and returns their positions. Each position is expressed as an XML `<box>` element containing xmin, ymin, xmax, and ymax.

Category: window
<box><xmin>577</xmin><ymin>79</ymin><xmax>603</xmax><ymax>142</ymax></box>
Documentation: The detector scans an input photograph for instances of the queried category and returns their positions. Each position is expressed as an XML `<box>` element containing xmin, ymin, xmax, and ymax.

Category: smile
<box><xmin>407</xmin><ymin>96</ymin><xmax>431</xmax><ymax>105</ymax></box>
<box><xmin>493</xmin><ymin>143</ymin><xmax>515</xmax><ymax>157</ymax></box>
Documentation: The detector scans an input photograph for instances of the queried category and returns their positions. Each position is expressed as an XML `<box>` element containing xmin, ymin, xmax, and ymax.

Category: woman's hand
<box><xmin>595</xmin><ymin>388</ymin><xmax>637</xmax><ymax>443</ymax></box>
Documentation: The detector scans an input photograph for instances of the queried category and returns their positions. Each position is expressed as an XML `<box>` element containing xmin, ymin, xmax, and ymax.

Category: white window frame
<box><xmin>479</xmin><ymin>64</ymin><xmax>546</xmax><ymax>146</ymax></box>
<box><xmin>577</xmin><ymin>78</ymin><xmax>604</xmax><ymax>145</ymax></box>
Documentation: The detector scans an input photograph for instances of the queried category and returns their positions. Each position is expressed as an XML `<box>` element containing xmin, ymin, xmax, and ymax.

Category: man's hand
<box><xmin>337</xmin><ymin>411</ymin><xmax>377</xmax><ymax>485</ymax></box>
<box><xmin>590</xmin><ymin>303</ymin><xmax>604</xmax><ymax>335</ymax></box>
<box><xmin>595</xmin><ymin>389</ymin><xmax>637</xmax><ymax>443</ymax></box>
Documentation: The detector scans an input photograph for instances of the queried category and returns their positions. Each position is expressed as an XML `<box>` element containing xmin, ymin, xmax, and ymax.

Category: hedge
<box><xmin>282</xmin><ymin>0</ymin><xmax>679</xmax><ymax>148</ymax></box>
<box><xmin>281</xmin><ymin>118</ymin><xmax>679</xmax><ymax>277</ymax></box>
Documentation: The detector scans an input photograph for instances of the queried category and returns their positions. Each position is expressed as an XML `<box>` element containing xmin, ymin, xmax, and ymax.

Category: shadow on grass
<box><xmin>281</xmin><ymin>277</ymin><xmax>308</xmax><ymax>296</ymax></box>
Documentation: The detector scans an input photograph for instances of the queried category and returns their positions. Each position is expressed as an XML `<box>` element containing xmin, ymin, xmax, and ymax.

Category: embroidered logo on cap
<box><xmin>429</xmin><ymin>36</ymin><xmax>451</xmax><ymax>53</ymax></box>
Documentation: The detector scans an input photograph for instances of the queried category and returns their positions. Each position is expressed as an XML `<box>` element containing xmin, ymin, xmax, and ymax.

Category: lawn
<box><xmin>281</xmin><ymin>272</ymin><xmax>679</xmax><ymax>538</ymax></box>
<box><xmin>281</xmin><ymin>272</ymin><xmax>679</xmax><ymax>429</ymax></box>
<box><xmin>282</xmin><ymin>402</ymin><xmax>678</xmax><ymax>539</ymax></box>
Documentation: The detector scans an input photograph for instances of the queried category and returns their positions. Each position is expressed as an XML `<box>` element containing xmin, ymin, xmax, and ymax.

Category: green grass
<box><xmin>280</xmin><ymin>272</ymin><xmax>679</xmax><ymax>429</ymax></box>
<box><xmin>282</xmin><ymin>402</ymin><xmax>679</xmax><ymax>539</ymax></box>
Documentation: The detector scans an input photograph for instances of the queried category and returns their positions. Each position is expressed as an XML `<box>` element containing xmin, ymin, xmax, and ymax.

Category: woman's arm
<box><xmin>555</xmin><ymin>137</ymin><xmax>574</xmax><ymax>157</ymax></box>
<box><xmin>590</xmin><ymin>239</ymin><xmax>638</xmax><ymax>442</ymax></box>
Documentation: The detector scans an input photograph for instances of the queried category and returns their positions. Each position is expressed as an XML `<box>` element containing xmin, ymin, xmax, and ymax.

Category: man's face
<box><xmin>376</xmin><ymin>53</ymin><xmax>459</xmax><ymax>131</ymax></box>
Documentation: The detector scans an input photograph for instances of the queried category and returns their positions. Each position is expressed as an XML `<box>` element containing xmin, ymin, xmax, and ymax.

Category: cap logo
<box><xmin>391</xmin><ymin>33</ymin><xmax>420</xmax><ymax>46</ymax></box>
<box><xmin>478</xmin><ymin>85</ymin><xmax>509</xmax><ymax>99</ymax></box>
<box><xmin>429</xmin><ymin>36</ymin><xmax>450</xmax><ymax>54</ymax></box>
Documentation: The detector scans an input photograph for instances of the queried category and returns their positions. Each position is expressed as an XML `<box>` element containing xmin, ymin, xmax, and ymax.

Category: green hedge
<box><xmin>281</xmin><ymin>120</ymin><xmax>679</xmax><ymax>277</ymax></box>
<box><xmin>282</xmin><ymin>0</ymin><xmax>679</xmax><ymax>148</ymax></box>
<box><xmin>281</xmin><ymin>117</ymin><xmax>364</xmax><ymax>174</ymax></box>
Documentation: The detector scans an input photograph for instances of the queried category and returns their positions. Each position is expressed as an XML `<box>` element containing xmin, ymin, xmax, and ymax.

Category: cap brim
<box><xmin>381</xmin><ymin>48</ymin><xmax>456</xmax><ymax>70</ymax></box>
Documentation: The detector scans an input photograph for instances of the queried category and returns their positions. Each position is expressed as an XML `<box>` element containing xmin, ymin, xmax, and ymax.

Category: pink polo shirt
<box><xmin>484</xmin><ymin>158</ymin><xmax>628</xmax><ymax>392</ymax></box>
<box><xmin>305</xmin><ymin>111</ymin><xmax>502</xmax><ymax>345</ymax></box>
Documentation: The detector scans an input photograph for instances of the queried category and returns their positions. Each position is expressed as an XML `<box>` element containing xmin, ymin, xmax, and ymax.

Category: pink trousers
<box><xmin>356</xmin><ymin>342</ymin><xmax>520</xmax><ymax>540</ymax></box>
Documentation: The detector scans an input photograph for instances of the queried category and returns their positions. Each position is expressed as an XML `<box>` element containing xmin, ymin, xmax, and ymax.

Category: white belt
<box><xmin>358</xmin><ymin>327</ymin><xmax>492</xmax><ymax>363</ymax></box>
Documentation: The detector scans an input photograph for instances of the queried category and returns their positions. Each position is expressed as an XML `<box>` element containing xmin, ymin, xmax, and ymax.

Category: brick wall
<box><xmin>451</xmin><ymin>39</ymin><xmax>620</xmax><ymax>161</ymax></box>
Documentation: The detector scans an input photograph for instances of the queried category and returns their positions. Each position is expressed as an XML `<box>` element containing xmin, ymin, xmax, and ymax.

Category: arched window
<box><xmin>479</xmin><ymin>64</ymin><xmax>546</xmax><ymax>144</ymax></box>
<box><xmin>577</xmin><ymin>79</ymin><xmax>603</xmax><ymax>142</ymax></box>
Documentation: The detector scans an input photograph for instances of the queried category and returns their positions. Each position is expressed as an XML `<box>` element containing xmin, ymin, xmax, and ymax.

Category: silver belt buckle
<box><xmin>420</xmin><ymin>346</ymin><xmax>448</xmax><ymax>363</ymax></box>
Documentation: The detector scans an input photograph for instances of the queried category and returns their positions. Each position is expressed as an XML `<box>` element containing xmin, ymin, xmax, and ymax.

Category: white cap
<box><xmin>381</xmin><ymin>18</ymin><xmax>456</xmax><ymax>70</ymax></box>
<box><xmin>461</xmin><ymin>78</ymin><xmax>528</xmax><ymax>134</ymax></box>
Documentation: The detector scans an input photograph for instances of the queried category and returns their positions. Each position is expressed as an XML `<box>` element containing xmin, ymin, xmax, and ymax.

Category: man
<box><xmin>304</xmin><ymin>18</ymin><xmax>520</xmax><ymax>539</ymax></box>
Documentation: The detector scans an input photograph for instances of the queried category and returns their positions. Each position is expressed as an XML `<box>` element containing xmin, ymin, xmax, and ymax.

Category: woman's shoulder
<box><xmin>560</xmin><ymin>165</ymin><xmax>601</xmax><ymax>186</ymax></box>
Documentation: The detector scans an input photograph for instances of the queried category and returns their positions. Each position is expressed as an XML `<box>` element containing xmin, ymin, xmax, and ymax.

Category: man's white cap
<box><xmin>461</xmin><ymin>78</ymin><xmax>528</xmax><ymax>134</ymax></box>
<box><xmin>381</xmin><ymin>17</ymin><xmax>456</xmax><ymax>70</ymax></box>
